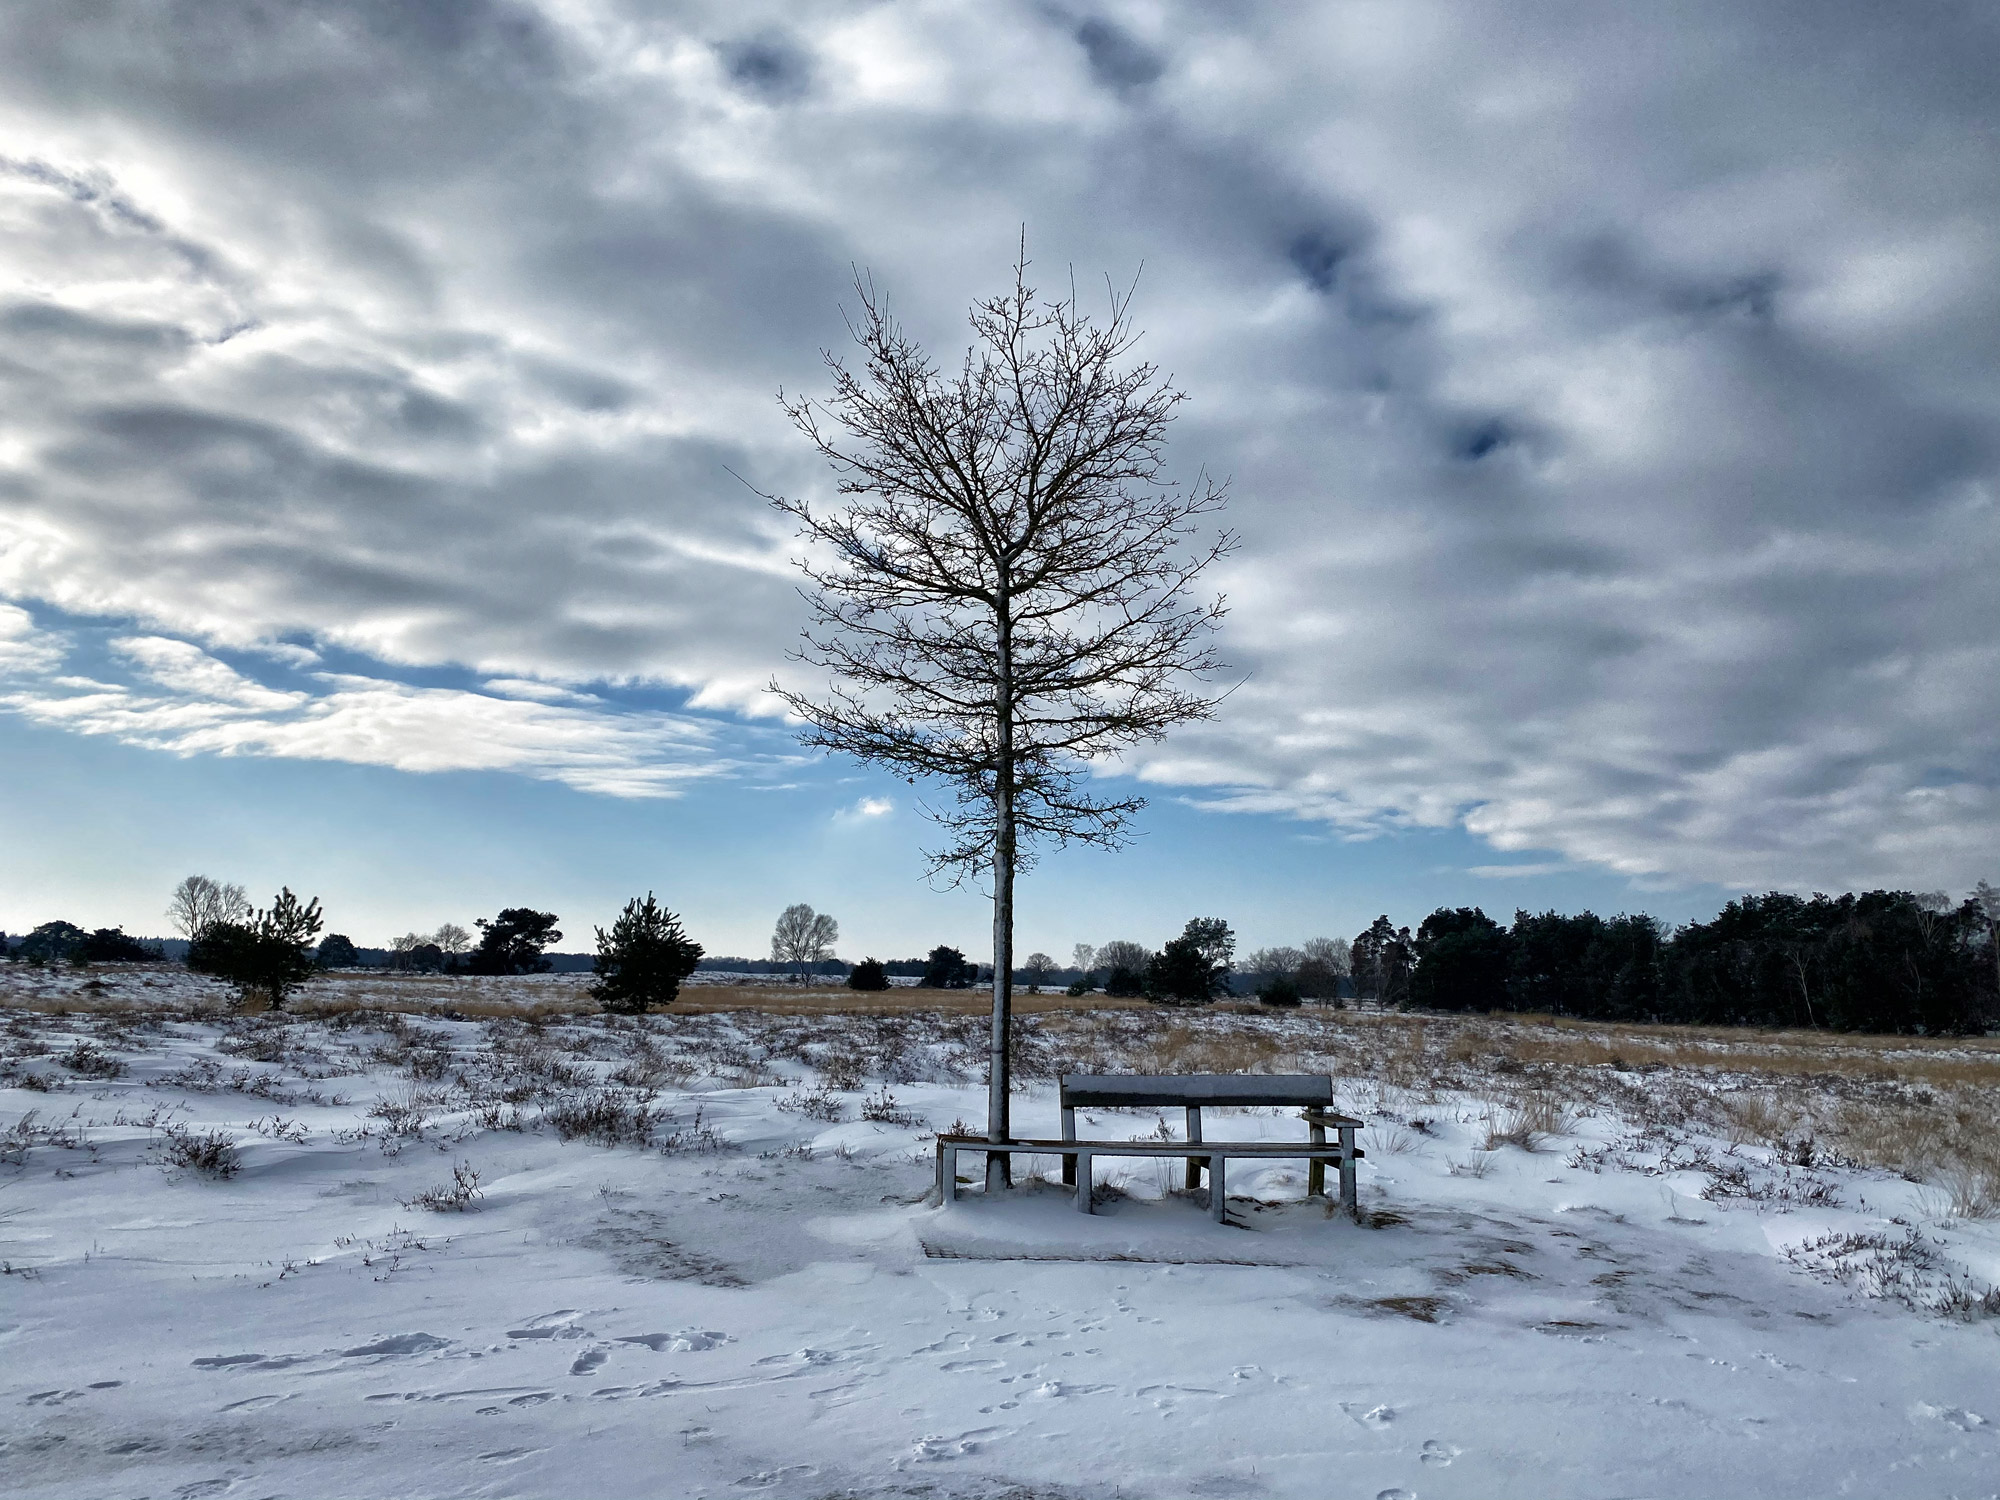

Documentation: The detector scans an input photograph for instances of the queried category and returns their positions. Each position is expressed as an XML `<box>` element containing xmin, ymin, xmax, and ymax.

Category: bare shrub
<box><xmin>366</xmin><ymin>1086</ymin><xmax>441</xmax><ymax>1143</ymax></box>
<box><xmin>658</xmin><ymin>1103</ymin><xmax>729</xmax><ymax>1155</ymax></box>
<box><xmin>152</xmin><ymin>1121</ymin><xmax>240</xmax><ymax>1179</ymax></box>
<box><xmin>818</xmin><ymin>1048</ymin><xmax>867</xmax><ymax>1092</ymax></box>
<box><xmin>859</xmin><ymin>1086</ymin><xmax>921</xmax><ymax>1127</ymax></box>
<box><xmin>1784</xmin><ymin>1227</ymin><xmax>2000</xmax><ymax>1319</ymax></box>
<box><xmin>405</xmin><ymin>1160</ymin><xmax>483</xmax><ymax>1212</ymax></box>
<box><xmin>1448</xmin><ymin>1153</ymin><xmax>1494</xmax><ymax>1179</ymax></box>
<box><xmin>609</xmin><ymin>1039</ymin><xmax>693</xmax><ymax>1090</ymax></box>
<box><xmin>58</xmin><ymin>1041</ymin><xmax>127</xmax><ymax>1079</ymax></box>
<box><xmin>545</xmin><ymin>1088</ymin><xmax>661</xmax><ymax>1147</ymax></box>
<box><xmin>778</xmin><ymin>1081</ymin><xmax>845</xmax><ymax>1123</ymax></box>
<box><xmin>1722</xmin><ymin>1092</ymin><xmax>1794</xmax><ymax>1147</ymax></box>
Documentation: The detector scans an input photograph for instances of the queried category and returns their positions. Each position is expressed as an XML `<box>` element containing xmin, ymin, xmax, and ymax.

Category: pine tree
<box><xmin>592</xmin><ymin>894</ymin><xmax>704</xmax><ymax>1015</ymax></box>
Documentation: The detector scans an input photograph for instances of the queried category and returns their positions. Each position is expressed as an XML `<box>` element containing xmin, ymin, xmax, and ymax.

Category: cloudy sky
<box><xmin>1</xmin><ymin>1</ymin><xmax>1995</xmax><ymax>958</ymax></box>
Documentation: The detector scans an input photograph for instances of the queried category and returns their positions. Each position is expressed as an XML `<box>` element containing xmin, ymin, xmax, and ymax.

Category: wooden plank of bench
<box><xmin>936</xmin><ymin>1136</ymin><xmax>1361</xmax><ymax>1156</ymax></box>
<box><xmin>1061</xmin><ymin>1073</ymin><xmax>1333</xmax><ymax>1109</ymax></box>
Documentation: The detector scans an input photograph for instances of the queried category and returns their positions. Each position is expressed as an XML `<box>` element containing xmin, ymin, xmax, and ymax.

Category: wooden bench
<box><xmin>934</xmin><ymin>1073</ymin><xmax>1365</xmax><ymax>1221</ymax></box>
<box><xmin>1062</xmin><ymin>1073</ymin><xmax>1363</xmax><ymax>1213</ymax></box>
<box><xmin>934</xmin><ymin>1135</ymin><xmax>1363</xmax><ymax>1222</ymax></box>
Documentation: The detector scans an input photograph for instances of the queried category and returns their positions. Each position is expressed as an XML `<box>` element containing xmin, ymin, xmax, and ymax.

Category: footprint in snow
<box><xmin>478</xmin><ymin>1447</ymin><xmax>545</xmax><ymax>1464</ymax></box>
<box><xmin>222</xmin><ymin>1393</ymin><xmax>292</xmax><ymax>1412</ymax></box>
<box><xmin>1913</xmin><ymin>1403</ymin><xmax>1988</xmax><ymax>1430</ymax></box>
<box><xmin>909</xmin><ymin>1426</ymin><xmax>1009</xmax><ymax>1461</ymax></box>
<box><xmin>342</xmin><ymin>1333</ymin><xmax>450</xmax><ymax>1358</ymax></box>
<box><xmin>618</xmin><ymin>1330</ymin><xmax>728</xmax><ymax>1352</ymax></box>
<box><xmin>1030</xmin><ymin>1380</ymin><xmax>1111</xmax><ymax>1398</ymax></box>
<box><xmin>755</xmin><ymin>1348</ymin><xmax>839</xmax><ymax>1367</ymax></box>
<box><xmin>940</xmin><ymin>1359</ymin><xmax>1005</xmax><ymax>1373</ymax></box>
<box><xmin>1375</xmin><ymin>1490</ymin><xmax>1414</xmax><ymax>1500</ymax></box>
<box><xmin>507</xmin><ymin>1311</ymin><xmax>592</xmax><ymax>1340</ymax></box>
<box><xmin>1420</xmin><ymin>1439</ymin><xmax>1457</xmax><ymax>1466</ymax></box>
<box><xmin>735</xmin><ymin>1466</ymin><xmax>817</xmax><ymax>1488</ymax></box>
<box><xmin>569</xmin><ymin>1349</ymin><xmax>608</xmax><ymax>1376</ymax></box>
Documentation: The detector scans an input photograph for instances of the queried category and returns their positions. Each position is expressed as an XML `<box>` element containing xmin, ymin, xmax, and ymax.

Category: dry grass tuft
<box><xmin>1483</xmin><ymin>1091</ymin><xmax>1569</xmax><ymax>1151</ymax></box>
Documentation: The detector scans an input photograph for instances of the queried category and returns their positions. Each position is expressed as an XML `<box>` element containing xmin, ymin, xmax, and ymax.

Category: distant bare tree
<box><xmin>1022</xmin><ymin>951</ymin><xmax>1057</xmax><ymax>992</ymax></box>
<box><xmin>1094</xmin><ymin>939</ymin><xmax>1153</xmax><ymax>975</ymax></box>
<box><xmin>1297</xmin><ymin>936</ymin><xmax>1350</xmax><ymax>1003</ymax></box>
<box><xmin>1975</xmin><ymin>881</ymin><xmax>2000</xmax><ymax>997</ymax></box>
<box><xmin>167</xmin><ymin>874</ymin><xmax>250</xmax><ymax>940</ymax></box>
<box><xmin>1301</xmin><ymin>936</ymin><xmax>1351</xmax><ymax>974</ymax></box>
<box><xmin>1244</xmin><ymin>945</ymin><xmax>1305</xmax><ymax>978</ymax></box>
<box><xmin>771</xmin><ymin>903</ymin><xmax>839</xmax><ymax>983</ymax></box>
<box><xmin>389</xmin><ymin>932</ymin><xmax>427</xmax><ymax>972</ymax></box>
<box><xmin>433</xmin><ymin>922</ymin><xmax>472</xmax><ymax>969</ymax></box>
<box><xmin>772</xmin><ymin>252</ymin><xmax>1232</xmax><ymax>1184</ymax></box>
<box><xmin>1071</xmin><ymin>942</ymin><xmax>1095</xmax><ymax>977</ymax></box>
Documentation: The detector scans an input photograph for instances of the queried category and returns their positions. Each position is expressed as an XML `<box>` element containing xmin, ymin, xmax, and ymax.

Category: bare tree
<box><xmin>771</xmin><ymin>903</ymin><xmax>839</xmax><ymax>983</ymax></box>
<box><xmin>1070</xmin><ymin>942</ymin><xmax>1095</xmax><ymax>977</ymax></box>
<box><xmin>1301</xmin><ymin>936</ymin><xmax>1351</xmax><ymax>974</ymax></box>
<box><xmin>1975</xmin><ymin>880</ymin><xmax>2000</xmax><ymax>998</ymax></box>
<box><xmin>1244</xmin><ymin>946</ymin><xmax>1305</xmax><ymax>977</ymax></box>
<box><xmin>1021</xmin><ymin>951</ymin><xmax>1057</xmax><ymax>992</ymax></box>
<box><xmin>166</xmin><ymin>874</ymin><xmax>250</xmax><ymax>940</ymax></box>
<box><xmin>389</xmin><ymin>932</ymin><xmax>426</xmax><ymax>972</ymax></box>
<box><xmin>433</xmin><ymin>922</ymin><xmax>472</xmax><ymax>969</ymax></box>
<box><xmin>772</xmin><ymin>254</ymin><xmax>1230</xmax><ymax>1186</ymax></box>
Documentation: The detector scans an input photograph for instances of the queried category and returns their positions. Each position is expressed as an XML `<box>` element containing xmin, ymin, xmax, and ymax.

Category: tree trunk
<box><xmin>986</xmin><ymin>618</ymin><xmax>1016</xmax><ymax>1191</ymax></box>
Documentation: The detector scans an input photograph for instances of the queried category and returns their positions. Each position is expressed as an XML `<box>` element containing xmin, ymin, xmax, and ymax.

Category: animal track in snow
<box><xmin>1420</xmin><ymin>1439</ymin><xmax>1457</xmax><ymax>1465</ymax></box>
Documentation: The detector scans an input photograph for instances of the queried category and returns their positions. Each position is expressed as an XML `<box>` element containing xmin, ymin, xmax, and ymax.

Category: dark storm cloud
<box><xmin>0</xmin><ymin>0</ymin><xmax>1995</xmax><ymax>889</ymax></box>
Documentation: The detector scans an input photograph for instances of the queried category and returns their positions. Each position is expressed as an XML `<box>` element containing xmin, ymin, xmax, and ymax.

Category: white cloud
<box><xmin>0</xmin><ymin>603</ymin><xmax>64</xmax><ymax>676</ymax></box>
<box><xmin>0</xmin><ymin>2</ymin><xmax>1994</xmax><ymax>891</ymax></box>
<box><xmin>0</xmin><ymin>635</ymin><xmax>750</xmax><ymax>798</ymax></box>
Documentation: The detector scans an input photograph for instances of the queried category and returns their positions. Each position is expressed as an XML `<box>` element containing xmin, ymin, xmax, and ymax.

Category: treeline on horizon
<box><xmin>1371</xmin><ymin>888</ymin><xmax>2000</xmax><ymax>1036</ymax></box>
<box><xmin>5</xmin><ymin>884</ymin><xmax>1997</xmax><ymax>1037</ymax></box>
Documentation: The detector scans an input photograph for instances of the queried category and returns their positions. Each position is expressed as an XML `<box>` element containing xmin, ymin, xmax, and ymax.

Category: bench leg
<box><xmin>1185</xmin><ymin>1106</ymin><xmax>1205</xmax><ymax>1191</ymax></box>
<box><xmin>1339</xmin><ymin>1127</ymin><xmax>1358</xmax><ymax>1219</ymax></box>
<box><xmin>1210</xmin><ymin>1154</ymin><xmax>1227</xmax><ymax>1223</ymax></box>
<box><xmin>1062</xmin><ymin>1106</ymin><xmax>1077</xmax><ymax>1187</ymax></box>
<box><xmin>1075</xmin><ymin>1152</ymin><xmax>1093</xmax><ymax>1214</ymax></box>
<box><xmin>1307</xmin><ymin>1119</ymin><xmax>1327</xmax><ymax>1199</ymax></box>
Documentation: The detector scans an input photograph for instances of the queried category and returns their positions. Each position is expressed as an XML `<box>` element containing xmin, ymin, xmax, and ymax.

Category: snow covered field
<box><xmin>3</xmin><ymin>968</ymin><xmax>1998</xmax><ymax>1499</ymax></box>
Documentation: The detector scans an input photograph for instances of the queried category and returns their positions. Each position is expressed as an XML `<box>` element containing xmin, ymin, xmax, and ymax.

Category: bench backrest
<box><xmin>1059</xmin><ymin>1072</ymin><xmax>1333</xmax><ymax>1109</ymax></box>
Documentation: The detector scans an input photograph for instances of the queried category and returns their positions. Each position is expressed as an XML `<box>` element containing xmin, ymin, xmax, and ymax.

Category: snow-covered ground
<box><xmin>3</xmin><ymin>976</ymin><xmax>1997</xmax><ymax>1498</ymax></box>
